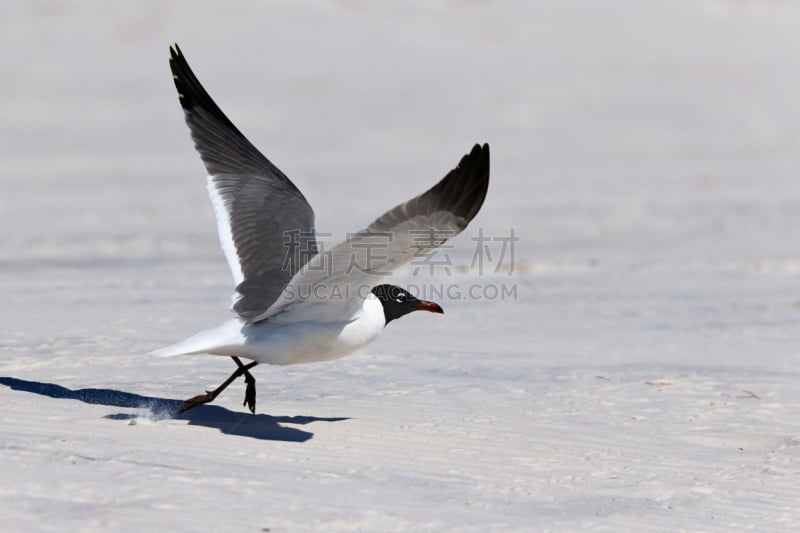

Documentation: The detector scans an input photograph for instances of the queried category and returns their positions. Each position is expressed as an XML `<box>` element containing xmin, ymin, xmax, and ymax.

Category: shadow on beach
<box><xmin>0</xmin><ymin>376</ymin><xmax>349</xmax><ymax>442</ymax></box>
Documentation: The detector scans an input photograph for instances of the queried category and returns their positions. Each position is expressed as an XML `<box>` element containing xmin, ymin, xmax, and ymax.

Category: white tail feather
<box><xmin>148</xmin><ymin>320</ymin><xmax>245</xmax><ymax>357</ymax></box>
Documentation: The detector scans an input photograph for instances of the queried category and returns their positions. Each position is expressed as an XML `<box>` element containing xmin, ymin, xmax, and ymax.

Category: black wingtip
<box><xmin>460</xmin><ymin>143</ymin><xmax>490</xmax><ymax>171</ymax></box>
<box><xmin>415</xmin><ymin>142</ymin><xmax>490</xmax><ymax>228</ymax></box>
<box><xmin>168</xmin><ymin>43</ymin><xmax>213</xmax><ymax>114</ymax></box>
<box><xmin>168</xmin><ymin>43</ymin><xmax>195</xmax><ymax>112</ymax></box>
<box><xmin>468</xmin><ymin>142</ymin><xmax>490</xmax><ymax>162</ymax></box>
<box><xmin>453</xmin><ymin>142</ymin><xmax>490</xmax><ymax>223</ymax></box>
<box><xmin>167</xmin><ymin>43</ymin><xmax>244</xmax><ymax>135</ymax></box>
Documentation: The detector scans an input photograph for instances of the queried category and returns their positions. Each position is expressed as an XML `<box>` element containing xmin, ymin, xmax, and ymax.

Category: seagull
<box><xmin>151</xmin><ymin>44</ymin><xmax>490</xmax><ymax>414</ymax></box>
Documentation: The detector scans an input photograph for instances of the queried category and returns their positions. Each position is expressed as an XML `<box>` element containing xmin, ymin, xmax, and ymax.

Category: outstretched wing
<box><xmin>261</xmin><ymin>143</ymin><xmax>490</xmax><ymax>324</ymax></box>
<box><xmin>169</xmin><ymin>44</ymin><xmax>318</xmax><ymax>320</ymax></box>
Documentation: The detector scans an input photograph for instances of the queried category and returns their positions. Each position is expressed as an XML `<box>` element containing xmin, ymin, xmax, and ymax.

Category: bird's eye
<box><xmin>395</xmin><ymin>293</ymin><xmax>406</xmax><ymax>303</ymax></box>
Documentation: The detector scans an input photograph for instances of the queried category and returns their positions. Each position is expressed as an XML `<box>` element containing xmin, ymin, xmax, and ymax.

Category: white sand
<box><xmin>2</xmin><ymin>1</ymin><xmax>800</xmax><ymax>531</ymax></box>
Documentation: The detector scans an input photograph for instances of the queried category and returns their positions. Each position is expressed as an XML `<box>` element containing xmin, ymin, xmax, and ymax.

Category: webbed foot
<box><xmin>180</xmin><ymin>391</ymin><xmax>215</xmax><ymax>413</ymax></box>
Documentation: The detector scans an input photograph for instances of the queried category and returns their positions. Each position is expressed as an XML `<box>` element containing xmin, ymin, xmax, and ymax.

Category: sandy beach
<box><xmin>2</xmin><ymin>1</ymin><xmax>800</xmax><ymax>531</ymax></box>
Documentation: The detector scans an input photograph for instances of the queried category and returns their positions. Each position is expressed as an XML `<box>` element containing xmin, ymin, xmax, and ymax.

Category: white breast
<box><xmin>241</xmin><ymin>294</ymin><xmax>387</xmax><ymax>365</ymax></box>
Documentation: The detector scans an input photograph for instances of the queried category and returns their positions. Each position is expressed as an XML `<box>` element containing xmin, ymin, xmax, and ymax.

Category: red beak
<box><xmin>414</xmin><ymin>300</ymin><xmax>444</xmax><ymax>314</ymax></box>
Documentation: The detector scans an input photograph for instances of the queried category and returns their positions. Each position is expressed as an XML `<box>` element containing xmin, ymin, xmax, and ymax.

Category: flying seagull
<box><xmin>151</xmin><ymin>44</ymin><xmax>490</xmax><ymax>414</ymax></box>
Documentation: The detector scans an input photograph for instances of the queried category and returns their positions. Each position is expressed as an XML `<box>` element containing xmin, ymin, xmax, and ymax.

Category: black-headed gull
<box><xmin>152</xmin><ymin>45</ymin><xmax>490</xmax><ymax>413</ymax></box>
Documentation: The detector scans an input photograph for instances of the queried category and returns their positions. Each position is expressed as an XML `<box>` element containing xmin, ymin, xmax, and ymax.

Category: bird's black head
<box><xmin>371</xmin><ymin>284</ymin><xmax>444</xmax><ymax>326</ymax></box>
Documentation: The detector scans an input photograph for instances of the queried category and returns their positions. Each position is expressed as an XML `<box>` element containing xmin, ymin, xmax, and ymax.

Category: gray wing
<box><xmin>261</xmin><ymin>143</ymin><xmax>490</xmax><ymax>324</ymax></box>
<box><xmin>169</xmin><ymin>44</ymin><xmax>318</xmax><ymax>320</ymax></box>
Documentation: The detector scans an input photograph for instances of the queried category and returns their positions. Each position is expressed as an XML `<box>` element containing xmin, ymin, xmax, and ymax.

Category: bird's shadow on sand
<box><xmin>0</xmin><ymin>377</ymin><xmax>349</xmax><ymax>442</ymax></box>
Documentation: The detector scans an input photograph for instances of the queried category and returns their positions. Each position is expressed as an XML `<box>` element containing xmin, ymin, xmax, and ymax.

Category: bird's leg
<box><xmin>179</xmin><ymin>357</ymin><xmax>259</xmax><ymax>414</ymax></box>
<box><xmin>231</xmin><ymin>356</ymin><xmax>259</xmax><ymax>414</ymax></box>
